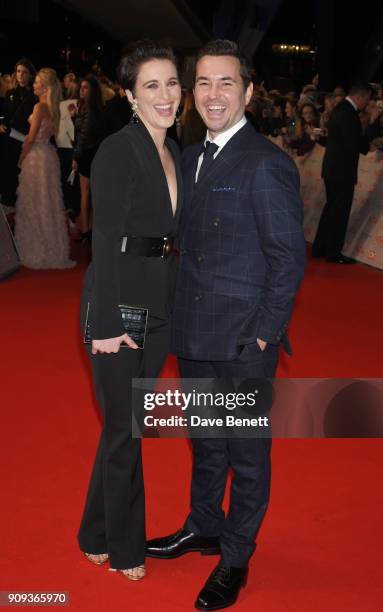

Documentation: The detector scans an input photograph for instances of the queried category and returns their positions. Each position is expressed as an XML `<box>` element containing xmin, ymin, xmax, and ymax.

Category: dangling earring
<box><xmin>131</xmin><ymin>99</ymin><xmax>139</xmax><ymax>123</ymax></box>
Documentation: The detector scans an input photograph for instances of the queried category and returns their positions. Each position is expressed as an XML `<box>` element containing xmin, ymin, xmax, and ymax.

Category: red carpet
<box><xmin>1</xmin><ymin>247</ymin><xmax>383</xmax><ymax>611</ymax></box>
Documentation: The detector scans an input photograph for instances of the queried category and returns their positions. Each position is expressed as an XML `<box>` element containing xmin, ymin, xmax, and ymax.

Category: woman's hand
<box><xmin>18</xmin><ymin>139</ymin><xmax>33</xmax><ymax>167</ymax></box>
<box><xmin>306</xmin><ymin>125</ymin><xmax>317</xmax><ymax>141</ymax></box>
<box><xmin>297</xmin><ymin>154</ymin><xmax>308</xmax><ymax>165</ymax></box>
<box><xmin>91</xmin><ymin>333</ymin><xmax>139</xmax><ymax>355</ymax></box>
<box><xmin>18</xmin><ymin>149</ymin><xmax>28</xmax><ymax>168</ymax></box>
<box><xmin>371</xmin><ymin>137</ymin><xmax>383</xmax><ymax>150</ymax></box>
<box><xmin>68</xmin><ymin>103</ymin><xmax>77</xmax><ymax>118</ymax></box>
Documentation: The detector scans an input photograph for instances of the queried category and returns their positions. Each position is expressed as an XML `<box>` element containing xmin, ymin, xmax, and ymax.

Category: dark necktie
<box><xmin>197</xmin><ymin>141</ymin><xmax>219</xmax><ymax>183</ymax></box>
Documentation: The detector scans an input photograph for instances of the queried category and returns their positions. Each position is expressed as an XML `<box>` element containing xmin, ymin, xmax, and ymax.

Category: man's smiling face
<box><xmin>194</xmin><ymin>55</ymin><xmax>253</xmax><ymax>138</ymax></box>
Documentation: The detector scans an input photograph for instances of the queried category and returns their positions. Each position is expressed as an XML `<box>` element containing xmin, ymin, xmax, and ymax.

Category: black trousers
<box><xmin>312</xmin><ymin>177</ymin><xmax>356</xmax><ymax>258</ymax></box>
<box><xmin>78</xmin><ymin>315</ymin><xmax>170</xmax><ymax>569</ymax></box>
<box><xmin>1</xmin><ymin>137</ymin><xmax>22</xmax><ymax>206</ymax></box>
<box><xmin>179</xmin><ymin>342</ymin><xmax>279</xmax><ymax>568</ymax></box>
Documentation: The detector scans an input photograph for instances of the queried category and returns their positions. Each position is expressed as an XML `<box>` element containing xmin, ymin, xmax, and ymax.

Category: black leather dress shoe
<box><xmin>195</xmin><ymin>564</ymin><xmax>248</xmax><ymax>610</ymax></box>
<box><xmin>326</xmin><ymin>254</ymin><xmax>357</xmax><ymax>264</ymax></box>
<box><xmin>146</xmin><ymin>528</ymin><xmax>220</xmax><ymax>559</ymax></box>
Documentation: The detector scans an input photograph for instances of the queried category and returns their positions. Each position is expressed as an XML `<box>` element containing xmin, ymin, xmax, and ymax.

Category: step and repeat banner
<box><xmin>269</xmin><ymin>136</ymin><xmax>383</xmax><ymax>270</ymax></box>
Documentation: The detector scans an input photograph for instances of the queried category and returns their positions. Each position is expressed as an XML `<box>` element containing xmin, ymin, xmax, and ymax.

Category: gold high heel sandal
<box><xmin>109</xmin><ymin>565</ymin><xmax>146</xmax><ymax>581</ymax></box>
<box><xmin>84</xmin><ymin>552</ymin><xmax>109</xmax><ymax>565</ymax></box>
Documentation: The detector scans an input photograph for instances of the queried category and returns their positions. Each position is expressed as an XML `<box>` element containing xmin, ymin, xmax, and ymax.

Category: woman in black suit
<box><xmin>78</xmin><ymin>41</ymin><xmax>182</xmax><ymax>580</ymax></box>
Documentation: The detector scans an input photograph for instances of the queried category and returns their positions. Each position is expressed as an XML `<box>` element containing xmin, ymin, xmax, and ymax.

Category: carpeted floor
<box><xmin>1</xmin><ymin>247</ymin><xmax>382</xmax><ymax>611</ymax></box>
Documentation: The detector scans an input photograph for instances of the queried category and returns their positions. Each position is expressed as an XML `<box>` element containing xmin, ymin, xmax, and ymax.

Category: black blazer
<box><xmin>73</xmin><ymin>108</ymin><xmax>105</xmax><ymax>162</ymax></box>
<box><xmin>83</xmin><ymin>119</ymin><xmax>183</xmax><ymax>339</ymax></box>
<box><xmin>172</xmin><ymin>121</ymin><xmax>306</xmax><ymax>361</ymax></box>
<box><xmin>322</xmin><ymin>98</ymin><xmax>379</xmax><ymax>185</ymax></box>
<box><xmin>3</xmin><ymin>86</ymin><xmax>38</xmax><ymax>135</ymax></box>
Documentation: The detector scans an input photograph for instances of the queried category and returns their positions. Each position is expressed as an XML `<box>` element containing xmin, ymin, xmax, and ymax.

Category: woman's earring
<box><xmin>131</xmin><ymin>99</ymin><xmax>139</xmax><ymax>123</ymax></box>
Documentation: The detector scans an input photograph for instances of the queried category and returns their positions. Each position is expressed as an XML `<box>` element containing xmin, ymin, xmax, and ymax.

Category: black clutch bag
<box><xmin>83</xmin><ymin>302</ymin><xmax>149</xmax><ymax>349</ymax></box>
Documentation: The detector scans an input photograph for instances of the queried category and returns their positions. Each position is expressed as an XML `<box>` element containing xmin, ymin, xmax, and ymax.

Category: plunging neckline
<box><xmin>132</xmin><ymin>118</ymin><xmax>179</xmax><ymax>219</ymax></box>
<box><xmin>161</xmin><ymin>144</ymin><xmax>178</xmax><ymax>218</ymax></box>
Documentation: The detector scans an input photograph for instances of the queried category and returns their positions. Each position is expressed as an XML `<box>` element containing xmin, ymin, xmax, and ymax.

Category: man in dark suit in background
<box><xmin>312</xmin><ymin>82</ymin><xmax>381</xmax><ymax>263</ymax></box>
<box><xmin>146</xmin><ymin>40</ymin><xmax>306</xmax><ymax>610</ymax></box>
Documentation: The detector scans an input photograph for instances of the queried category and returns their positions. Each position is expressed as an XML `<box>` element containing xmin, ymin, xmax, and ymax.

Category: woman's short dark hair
<box><xmin>194</xmin><ymin>40</ymin><xmax>252</xmax><ymax>90</ymax></box>
<box><xmin>117</xmin><ymin>40</ymin><xmax>178</xmax><ymax>93</ymax></box>
<box><xmin>14</xmin><ymin>57</ymin><xmax>36</xmax><ymax>80</ymax></box>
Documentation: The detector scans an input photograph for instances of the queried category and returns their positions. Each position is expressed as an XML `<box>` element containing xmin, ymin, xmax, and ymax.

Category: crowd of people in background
<box><xmin>244</xmin><ymin>76</ymin><xmax>383</xmax><ymax>158</ymax></box>
<box><xmin>0</xmin><ymin>58</ymin><xmax>133</xmax><ymax>257</ymax></box>
<box><xmin>1</xmin><ymin>57</ymin><xmax>383</xmax><ymax>270</ymax></box>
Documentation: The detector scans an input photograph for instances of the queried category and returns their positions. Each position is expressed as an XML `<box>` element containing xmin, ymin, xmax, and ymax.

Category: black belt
<box><xmin>121</xmin><ymin>235</ymin><xmax>175</xmax><ymax>259</ymax></box>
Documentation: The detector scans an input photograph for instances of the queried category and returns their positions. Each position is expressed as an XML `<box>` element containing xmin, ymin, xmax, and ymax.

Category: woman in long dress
<box><xmin>15</xmin><ymin>68</ymin><xmax>75</xmax><ymax>269</ymax></box>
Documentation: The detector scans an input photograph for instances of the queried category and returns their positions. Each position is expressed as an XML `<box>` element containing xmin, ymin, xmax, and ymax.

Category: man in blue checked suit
<box><xmin>146</xmin><ymin>40</ymin><xmax>306</xmax><ymax>610</ymax></box>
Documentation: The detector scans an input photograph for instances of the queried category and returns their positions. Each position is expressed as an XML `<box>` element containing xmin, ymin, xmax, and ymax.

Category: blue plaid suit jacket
<box><xmin>172</xmin><ymin>121</ymin><xmax>306</xmax><ymax>361</ymax></box>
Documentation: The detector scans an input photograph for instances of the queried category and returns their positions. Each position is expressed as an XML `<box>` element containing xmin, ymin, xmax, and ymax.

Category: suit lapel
<box><xmin>193</xmin><ymin>147</ymin><xmax>238</xmax><ymax>194</ymax></box>
<box><xmin>186</xmin><ymin>123</ymin><xmax>252</xmax><ymax>221</ymax></box>
<box><xmin>180</xmin><ymin>145</ymin><xmax>202</xmax><ymax>231</ymax></box>
<box><xmin>184</xmin><ymin>145</ymin><xmax>201</xmax><ymax>197</ymax></box>
<box><xmin>132</xmin><ymin>120</ymin><xmax>181</xmax><ymax>224</ymax></box>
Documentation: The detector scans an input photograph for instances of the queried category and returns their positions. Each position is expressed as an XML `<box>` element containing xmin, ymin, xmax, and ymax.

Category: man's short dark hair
<box><xmin>348</xmin><ymin>82</ymin><xmax>372</xmax><ymax>97</ymax></box>
<box><xmin>118</xmin><ymin>40</ymin><xmax>178</xmax><ymax>93</ymax></box>
<box><xmin>194</xmin><ymin>39</ymin><xmax>252</xmax><ymax>90</ymax></box>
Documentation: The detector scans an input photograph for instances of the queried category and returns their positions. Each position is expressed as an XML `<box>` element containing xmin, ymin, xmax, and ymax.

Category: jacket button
<box><xmin>197</xmin><ymin>254</ymin><xmax>204</xmax><ymax>262</ymax></box>
<box><xmin>213</xmin><ymin>217</ymin><xmax>220</xmax><ymax>227</ymax></box>
<box><xmin>194</xmin><ymin>295</ymin><xmax>201</xmax><ymax>301</ymax></box>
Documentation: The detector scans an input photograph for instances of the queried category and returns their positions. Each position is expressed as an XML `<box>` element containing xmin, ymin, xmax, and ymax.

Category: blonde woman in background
<box><xmin>15</xmin><ymin>68</ymin><xmax>75</xmax><ymax>269</ymax></box>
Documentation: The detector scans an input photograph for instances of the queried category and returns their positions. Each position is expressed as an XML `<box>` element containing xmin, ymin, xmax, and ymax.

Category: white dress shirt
<box><xmin>195</xmin><ymin>115</ymin><xmax>247</xmax><ymax>182</ymax></box>
<box><xmin>345</xmin><ymin>96</ymin><xmax>358</xmax><ymax>112</ymax></box>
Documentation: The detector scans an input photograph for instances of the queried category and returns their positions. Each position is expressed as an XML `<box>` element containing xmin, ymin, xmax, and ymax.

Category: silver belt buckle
<box><xmin>161</xmin><ymin>237</ymin><xmax>172</xmax><ymax>259</ymax></box>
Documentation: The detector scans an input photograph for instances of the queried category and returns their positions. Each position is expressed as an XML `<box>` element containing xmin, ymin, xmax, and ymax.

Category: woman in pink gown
<box><xmin>15</xmin><ymin>68</ymin><xmax>75</xmax><ymax>269</ymax></box>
